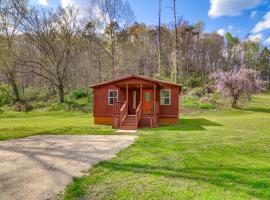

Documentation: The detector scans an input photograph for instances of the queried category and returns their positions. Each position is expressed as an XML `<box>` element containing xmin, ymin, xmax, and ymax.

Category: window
<box><xmin>160</xmin><ymin>89</ymin><xmax>171</xmax><ymax>105</ymax></box>
<box><xmin>144</xmin><ymin>92</ymin><xmax>151</xmax><ymax>102</ymax></box>
<box><xmin>108</xmin><ymin>90</ymin><xmax>118</xmax><ymax>105</ymax></box>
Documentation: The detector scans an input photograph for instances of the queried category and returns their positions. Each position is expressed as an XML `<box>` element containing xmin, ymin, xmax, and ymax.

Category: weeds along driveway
<box><xmin>0</xmin><ymin>135</ymin><xmax>136</xmax><ymax>200</ymax></box>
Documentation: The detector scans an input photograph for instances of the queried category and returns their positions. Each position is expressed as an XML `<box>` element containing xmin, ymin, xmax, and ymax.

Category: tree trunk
<box><xmin>111</xmin><ymin>41</ymin><xmax>116</xmax><ymax>78</ymax></box>
<box><xmin>58</xmin><ymin>83</ymin><xmax>64</xmax><ymax>103</ymax></box>
<box><xmin>7</xmin><ymin>72</ymin><xmax>20</xmax><ymax>104</ymax></box>
<box><xmin>172</xmin><ymin>0</ymin><xmax>179</xmax><ymax>83</ymax></box>
<box><xmin>232</xmin><ymin>96</ymin><xmax>238</xmax><ymax>108</ymax></box>
<box><xmin>10</xmin><ymin>80</ymin><xmax>20</xmax><ymax>104</ymax></box>
<box><xmin>158</xmin><ymin>0</ymin><xmax>162</xmax><ymax>75</ymax></box>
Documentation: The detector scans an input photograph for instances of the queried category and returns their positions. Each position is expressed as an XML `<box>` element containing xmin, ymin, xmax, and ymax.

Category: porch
<box><xmin>112</xmin><ymin>83</ymin><xmax>159</xmax><ymax>130</ymax></box>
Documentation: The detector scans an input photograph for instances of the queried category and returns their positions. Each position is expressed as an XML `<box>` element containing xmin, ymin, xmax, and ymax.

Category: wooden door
<box><xmin>143</xmin><ymin>90</ymin><xmax>154</xmax><ymax>114</ymax></box>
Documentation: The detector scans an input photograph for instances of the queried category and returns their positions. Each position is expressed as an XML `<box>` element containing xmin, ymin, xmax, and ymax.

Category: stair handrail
<box><xmin>119</xmin><ymin>101</ymin><xmax>128</xmax><ymax>128</ymax></box>
<box><xmin>135</xmin><ymin>101</ymin><xmax>142</xmax><ymax>129</ymax></box>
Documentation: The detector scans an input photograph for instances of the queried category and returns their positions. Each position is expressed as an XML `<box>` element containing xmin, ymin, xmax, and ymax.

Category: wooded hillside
<box><xmin>0</xmin><ymin>0</ymin><xmax>270</xmax><ymax>104</ymax></box>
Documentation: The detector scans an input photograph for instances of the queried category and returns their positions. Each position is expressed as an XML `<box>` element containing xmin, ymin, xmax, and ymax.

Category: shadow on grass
<box><xmin>0</xmin><ymin>111</ymin><xmax>89</xmax><ymax>119</ymax></box>
<box><xmin>242</xmin><ymin>107</ymin><xmax>270</xmax><ymax>114</ymax></box>
<box><xmin>151</xmin><ymin>118</ymin><xmax>222</xmax><ymax>131</ymax></box>
<box><xmin>96</xmin><ymin>161</ymin><xmax>270</xmax><ymax>199</ymax></box>
<box><xmin>0</xmin><ymin>126</ymin><xmax>115</xmax><ymax>141</ymax></box>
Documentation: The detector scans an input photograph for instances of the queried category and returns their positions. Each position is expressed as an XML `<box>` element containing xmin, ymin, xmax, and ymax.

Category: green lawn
<box><xmin>0</xmin><ymin>111</ymin><xmax>114</xmax><ymax>141</ymax></box>
<box><xmin>1</xmin><ymin>94</ymin><xmax>270</xmax><ymax>199</ymax></box>
<box><xmin>63</xmin><ymin>94</ymin><xmax>270</xmax><ymax>200</ymax></box>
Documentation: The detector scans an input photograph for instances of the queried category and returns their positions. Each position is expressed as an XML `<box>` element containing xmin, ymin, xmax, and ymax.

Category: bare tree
<box><xmin>0</xmin><ymin>0</ymin><xmax>26</xmax><ymax>103</ymax></box>
<box><xmin>171</xmin><ymin>0</ymin><xmax>181</xmax><ymax>82</ymax></box>
<box><xmin>90</xmin><ymin>0</ymin><xmax>134</xmax><ymax>78</ymax></box>
<box><xmin>157</xmin><ymin>0</ymin><xmax>162</xmax><ymax>75</ymax></box>
<box><xmin>21</xmin><ymin>6</ymin><xmax>87</xmax><ymax>103</ymax></box>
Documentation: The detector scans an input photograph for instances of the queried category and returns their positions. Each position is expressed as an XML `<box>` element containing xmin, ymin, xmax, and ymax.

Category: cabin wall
<box><xmin>93</xmin><ymin>85</ymin><xmax>125</xmax><ymax>117</ymax></box>
<box><xmin>158</xmin><ymin>84</ymin><xmax>180</xmax><ymax>118</ymax></box>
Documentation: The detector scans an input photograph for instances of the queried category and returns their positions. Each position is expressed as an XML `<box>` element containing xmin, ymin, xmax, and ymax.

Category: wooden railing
<box><xmin>113</xmin><ymin>101</ymin><xmax>125</xmax><ymax>116</ymax></box>
<box><xmin>135</xmin><ymin>101</ymin><xmax>142</xmax><ymax>128</ymax></box>
<box><xmin>119</xmin><ymin>101</ymin><xmax>128</xmax><ymax>128</ymax></box>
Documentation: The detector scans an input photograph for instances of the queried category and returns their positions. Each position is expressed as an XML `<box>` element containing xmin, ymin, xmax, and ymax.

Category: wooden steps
<box><xmin>121</xmin><ymin>115</ymin><xmax>137</xmax><ymax>130</ymax></box>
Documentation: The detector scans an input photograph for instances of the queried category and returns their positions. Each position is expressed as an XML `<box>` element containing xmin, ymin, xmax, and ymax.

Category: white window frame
<box><xmin>160</xmin><ymin>89</ymin><xmax>171</xmax><ymax>105</ymax></box>
<box><xmin>108</xmin><ymin>90</ymin><xmax>118</xmax><ymax>105</ymax></box>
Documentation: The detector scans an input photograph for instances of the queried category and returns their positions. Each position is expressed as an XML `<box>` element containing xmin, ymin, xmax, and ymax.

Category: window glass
<box><xmin>161</xmin><ymin>90</ymin><xmax>170</xmax><ymax>97</ymax></box>
<box><xmin>108</xmin><ymin>90</ymin><xmax>118</xmax><ymax>105</ymax></box>
<box><xmin>144</xmin><ymin>92</ymin><xmax>151</xmax><ymax>102</ymax></box>
<box><xmin>160</xmin><ymin>90</ymin><xmax>171</xmax><ymax>105</ymax></box>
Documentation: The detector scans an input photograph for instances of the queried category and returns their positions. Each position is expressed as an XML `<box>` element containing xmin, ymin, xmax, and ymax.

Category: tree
<box><xmin>211</xmin><ymin>68</ymin><xmax>265</xmax><ymax>108</ymax></box>
<box><xmin>0</xmin><ymin>0</ymin><xmax>26</xmax><ymax>103</ymax></box>
<box><xmin>157</xmin><ymin>0</ymin><xmax>162</xmax><ymax>76</ymax></box>
<box><xmin>171</xmin><ymin>0</ymin><xmax>180</xmax><ymax>83</ymax></box>
<box><xmin>225</xmin><ymin>32</ymin><xmax>240</xmax><ymax>71</ymax></box>
<box><xmin>258</xmin><ymin>47</ymin><xmax>270</xmax><ymax>82</ymax></box>
<box><xmin>90</xmin><ymin>0</ymin><xmax>135</xmax><ymax>78</ymax></box>
<box><xmin>21</xmin><ymin>6</ymin><xmax>86</xmax><ymax>103</ymax></box>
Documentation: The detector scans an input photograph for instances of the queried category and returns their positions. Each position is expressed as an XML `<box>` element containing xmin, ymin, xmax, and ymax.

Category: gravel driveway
<box><xmin>0</xmin><ymin>135</ymin><xmax>136</xmax><ymax>200</ymax></box>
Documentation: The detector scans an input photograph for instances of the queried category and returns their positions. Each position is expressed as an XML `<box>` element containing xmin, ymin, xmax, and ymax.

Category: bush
<box><xmin>13</xmin><ymin>102</ymin><xmax>33</xmax><ymax>112</ymax></box>
<box><xmin>71</xmin><ymin>89</ymin><xmax>87</xmax><ymax>99</ymax></box>
<box><xmin>198</xmin><ymin>103</ymin><xmax>216</xmax><ymax>109</ymax></box>
<box><xmin>0</xmin><ymin>85</ymin><xmax>11</xmax><ymax>106</ymax></box>
<box><xmin>23</xmin><ymin>87</ymin><xmax>51</xmax><ymax>102</ymax></box>
<box><xmin>182</xmin><ymin>95</ymin><xmax>216</xmax><ymax>110</ymax></box>
<box><xmin>183</xmin><ymin>76</ymin><xmax>205</xmax><ymax>88</ymax></box>
<box><xmin>188</xmin><ymin>87</ymin><xmax>205</xmax><ymax>97</ymax></box>
<box><xmin>30</xmin><ymin>101</ymin><xmax>50</xmax><ymax>109</ymax></box>
<box><xmin>48</xmin><ymin>103</ymin><xmax>67</xmax><ymax>111</ymax></box>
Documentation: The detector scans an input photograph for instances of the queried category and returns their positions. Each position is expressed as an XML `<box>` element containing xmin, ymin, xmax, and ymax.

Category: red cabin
<box><xmin>90</xmin><ymin>75</ymin><xmax>182</xmax><ymax>130</ymax></box>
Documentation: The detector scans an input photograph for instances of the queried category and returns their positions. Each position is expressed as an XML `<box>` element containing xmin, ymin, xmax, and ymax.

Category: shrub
<box><xmin>13</xmin><ymin>102</ymin><xmax>33</xmax><ymax>112</ymax></box>
<box><xmin>184</xmin><ymin>76</ymin><xmax>204</xmax><ymax>88</ymax></box>
<box><xmin>188</xmin><ymin>87</ymin><xmax>205</xmax><ymax>97</ymax></box>
<box><xmin>23</xmin><ymin>87</ymin><xmax>51</xmax><ymax>102</ymax></box>
<box><xmin>182</xmin><ymin>95</ymin><xmax>216</xmax><ymax>110</ymax></box>
<box><xmin>48</xmin><ymin>103</ymin><xmax>67</xmax><ymax>111</ymax></box>
<box><xmin>0</xmin><ymin>85</ymin><xmax>11</xmax><ymax>106</ymax></box>
<box><xmin>71</xmin><ymin>89</ymin><xmax>87</xmax><ymax>99</ymax></box>
<box><xmin>198</xmin><ymin>103</ymin><xmax>216</xmax><ymax>109</ymax></box>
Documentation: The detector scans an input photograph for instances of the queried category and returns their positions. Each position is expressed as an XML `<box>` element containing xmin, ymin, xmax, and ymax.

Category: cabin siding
<box><xmin>93</xmin><ymin>86</ymin><xmax>125</xmax><ymax>117</ymax></box>
<box><xmin>158</xmin><ymin>84</ymin><xmax>180</xmax><ymax>118</ymax></box>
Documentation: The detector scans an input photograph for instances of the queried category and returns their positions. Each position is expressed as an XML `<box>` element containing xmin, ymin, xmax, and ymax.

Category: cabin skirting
<box><xmin>158</xmin><ymin>117</ymin><xmax>179</xmax><ymax>125</ymax></box>
<box><xmin>94</xmin><ymin>116</ymin><xmax>178</xmax><ymax>127</ymax></box>
<box><xmin>94</xmin><ymin>117</ymin><xmax>112</xmax><ymax>125</ymax></box>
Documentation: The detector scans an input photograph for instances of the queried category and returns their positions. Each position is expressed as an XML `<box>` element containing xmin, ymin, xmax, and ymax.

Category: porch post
<box><xmin>126</xmin><ymin>84</ymin><xmax>128</xmax><ymax>103</ymax></box>
<box><xmin>140</xmin><ymin>83</ymin><xmax>142</xmax><ymax>102</ymax></box>
<box><xmin>154</xmin><ymin>83</ymin><xmax>156</xmax><ymax>115</ymax></box>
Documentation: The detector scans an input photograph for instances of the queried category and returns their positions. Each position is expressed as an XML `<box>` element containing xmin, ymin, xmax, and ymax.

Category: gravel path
<box><xmin>0</xmin><ymin>135</ymin><xmax>136</xmax><ymax>200</ymax></box>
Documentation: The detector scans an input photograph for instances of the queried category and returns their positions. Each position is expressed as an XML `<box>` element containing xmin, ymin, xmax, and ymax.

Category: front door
<box><xmin>143</xmin><ymin>90</ymin><xmax>154</xmax><ymax>114</ymax></box>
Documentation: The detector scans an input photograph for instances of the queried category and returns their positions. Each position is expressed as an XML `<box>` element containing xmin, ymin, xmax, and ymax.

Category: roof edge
<box><xmin>90</xmin><ymin>74</ymin><xmax>182</xmax><ymax>88</ymax></box>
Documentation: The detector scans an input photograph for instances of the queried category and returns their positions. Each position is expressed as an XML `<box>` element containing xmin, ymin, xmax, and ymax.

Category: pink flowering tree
<box><xmin>211</xmin><ymin>68</ymin><xmax>265</xmax><ymax>108</ymax></box>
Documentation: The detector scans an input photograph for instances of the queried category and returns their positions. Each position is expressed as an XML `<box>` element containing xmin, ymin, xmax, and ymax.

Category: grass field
<box><xmin>63</xmin><ymin>94</ymin><xmax>270</xmax><ymax>200</ymax></box>
<box><xmin>1</xmin><ymin>94</ymin><xmax>270</xmax><ymax>199</ymax></box>
<box><xmin>0</xmin><ymin>111</ymin><xmax>114</xmax><ymax>141</ymax></box>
